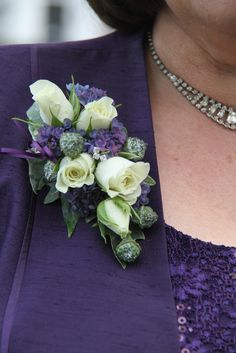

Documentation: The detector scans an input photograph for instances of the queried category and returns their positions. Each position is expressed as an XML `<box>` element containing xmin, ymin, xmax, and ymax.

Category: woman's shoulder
<box><xmin>0</xmin><ymin>29</ymin><xmax>144</xmax><ymax>55</ymax></box>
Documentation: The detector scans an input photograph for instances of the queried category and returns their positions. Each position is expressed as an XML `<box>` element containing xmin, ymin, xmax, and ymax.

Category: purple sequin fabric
<box><xmin>166</xmin><ymin>224</ymin><xmax>236</xmax><ymax>353</ymax></box>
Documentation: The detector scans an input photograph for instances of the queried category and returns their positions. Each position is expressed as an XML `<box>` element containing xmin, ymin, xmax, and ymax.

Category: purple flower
<box><xmin>66</xmin><ymin>82</ymin><xmax>107</xmax><ymax>106</ymax></box>
<box><xmin>84</xmin><ymin>118</ymin><xmax>127</xmax><ymax>158</ymax></box>
<box><xmin>133</xmin><ymin>182</ymin><xmax>151</xmax><ymax>208</ymax></box>
<box><xmin>34</xmin><ymin>120</ymin><xmax>77</xmax><ymax>158</ymax></box>
<box><xmin>65</xmin><ymin>184</ymin><xmax>106</xmax><ymax>218</ymax></box>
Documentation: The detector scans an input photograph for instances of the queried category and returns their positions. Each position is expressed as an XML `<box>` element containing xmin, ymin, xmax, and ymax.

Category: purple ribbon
<box><xmin>0</xmin><ymin>147</ymin><xmax>45</xmax><ymax>160</ymax></box>
<box><xmin>31</xmin><ymin>141</ymin><xmax>57</xmax><ymax>162</ymax></box>
<box><xmin>0</xmin><ymin>118</ymin><xmax>57</xmax><ymax>162</ymax></box>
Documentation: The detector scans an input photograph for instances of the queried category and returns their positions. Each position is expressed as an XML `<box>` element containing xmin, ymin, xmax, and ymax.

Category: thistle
<box><xmin>116</xmin><ymin>237</ymin><xmax>141</xmax><ymax>263</ymax></box>
<box><xmin>134</xmin><ymin>205</ymin><xmax>158</xmax><ymax>229</ymax></box>
<box><xmin>123</xmin><ymin>137</ymin><xmax>147</xmax><ymax>161</ymax></box>
<box><xmin>59</xmin><ymin>132</ymin><xmax>84</xmax><ymax>159</ymax></box>
<box><xmin>44</xmin><ymin>160</ymin><xmax>57</xmax><ymax>182</ymax></box>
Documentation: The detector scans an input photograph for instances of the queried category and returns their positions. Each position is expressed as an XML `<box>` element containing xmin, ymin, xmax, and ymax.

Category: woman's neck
<box><xmin>152</xmin><ymin>7</ymin><xmax>236</xmax><ymax>107</ymax></box>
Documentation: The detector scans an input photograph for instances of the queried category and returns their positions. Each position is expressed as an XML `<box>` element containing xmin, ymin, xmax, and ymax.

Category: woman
<box><xmin>0</xmin><ymin>1</ymin><xmax>235</xmax><ymax>353</ymax></box>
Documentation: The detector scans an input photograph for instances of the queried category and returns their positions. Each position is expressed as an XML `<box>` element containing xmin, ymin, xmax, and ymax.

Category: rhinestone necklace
<box><xmin>147</xmin><ymin>32</ymin><xmax>236</xmax><ymax>130</ymax></box>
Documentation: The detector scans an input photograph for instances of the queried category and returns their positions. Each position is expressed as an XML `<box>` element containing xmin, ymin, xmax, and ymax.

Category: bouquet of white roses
<box><xmin>0</xmin><ymin>78</ymin><xmax>158</xmax><ymax>268</ymax></box>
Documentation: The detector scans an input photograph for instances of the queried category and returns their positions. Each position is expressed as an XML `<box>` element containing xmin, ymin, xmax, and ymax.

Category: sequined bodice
<box><xmin>166</xmin><ymin>224</ymin><xmax>236</xmax><ymax>353</ymax></box>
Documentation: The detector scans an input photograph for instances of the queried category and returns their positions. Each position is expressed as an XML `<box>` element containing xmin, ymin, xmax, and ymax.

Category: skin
<box><xmin>147</xmin><ymin>1</ymin><xmax>236</xmax><ymax>246</ymax></box>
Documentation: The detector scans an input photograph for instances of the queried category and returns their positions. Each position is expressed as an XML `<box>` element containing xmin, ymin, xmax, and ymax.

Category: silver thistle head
<box><xmin>59</xmin><ymin>132</ymin><xmax>84</xmax><ymax>159</ymax></box>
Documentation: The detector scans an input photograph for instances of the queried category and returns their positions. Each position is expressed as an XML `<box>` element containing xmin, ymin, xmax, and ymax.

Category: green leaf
<box><xmin>107</xmin><ymin>230</ymin><xmax>127</xmax><ymax>269</ymax></box>
<box><xmin>144</xmin><ymin>175</ymin><xmax>156</xmax><ymax>186</ymax></box>
<box><xmin>130</xmin><ymin>206</ymin><xmax>141</xmax><ymax>223</ymax></box>
<box><xmin>130</xmin><ymin>224</ymin><xmax>146</xmax><ymax>241</ymax></box>
<box><xmin>44</xmin><ymin>184</ymin><xmax>59</xmax><ymax>204</ymax></box>
<box><xmin>118</xmin><ymin>151</ymin><xmax>140</xmax><ymax>161</ymax></box>
<box><xmin>85</xmin><ymin>213</ymin><xmax>97</xmax><ymax>224</ymax></box>
<box><xmin>97</xmin><ymin>221</ymin><xmax>107</xmax><ymax>244</ymax></box>
<box><xmin>53</xmin><ymin>158</ymin><xmax>62</xmax><ymax>174</ymax></box>
<box><xmin>27</xmin><ymin>159</ymin><xmax>46</xmax><ymax>194</ymax></box>
<box><xmin>12</xmin><ymin>117</ymin><xmax>40</xmax><ymax>127</ymax></box>
<box><xmin>50</xmin><ymin>109</ymin><xmax>64</xmax><ymax>127</ymax></box>
<box><xmin>112</xmin><ymin>197</ymin><xmax>131</xmax><ymax>215</ymax></box>
<box><xmin>61</xmin><ymin>195</ymin><xmax>80</xmax><ymax>238</ymax></box>
<box><xmin>26</xmin><ymin>102</ymin><xmax>44</xmax><ymax>139</ymax></box>
<box><xmin>69</xmin><ymin>82</ymin><xmax>81</xmax><ymax>123</ymax></box>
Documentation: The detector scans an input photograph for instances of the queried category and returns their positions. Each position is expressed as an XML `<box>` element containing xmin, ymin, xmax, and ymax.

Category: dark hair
<box><xmin>87</xmin><ymin>1</ymin><xmax>164</xmax><ymax>32</ymax></box>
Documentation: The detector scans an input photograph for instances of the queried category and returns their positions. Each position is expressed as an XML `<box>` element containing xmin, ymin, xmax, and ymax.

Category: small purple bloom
<box><xmin>134</xmin><ymin>182</ymin><xmax>151</xmax><ymax>208</ymax></box>
<box><xmin>34</xmin><ymin>119</ymin><xmax>78</xmax><ymax>159</ymax></box>
<box><xmin>84</xmin><ymin>119</ymin><xmax>127</xmax><ymax>158</ymax></box>
<box><xmin>66</xmin><ymin>82</ymin><xmax>107</xmax><ymax>106</ymax></box>
<box><xmin>65</xmin><ymin>184</ymin><xmax>106</xmax><ymax>218</ymax></box>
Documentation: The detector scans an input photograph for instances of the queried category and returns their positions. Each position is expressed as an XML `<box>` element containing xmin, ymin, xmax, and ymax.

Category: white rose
<box><xmin>56</xmin><ymin>153</ymin><xmax>95</xmax><ymax>193</ymax></box>
<box><xmin>95</xmin><ymin>156</ymin><xmax>150</xmax><ymax>205</ymax></box>
<box><xmin>97</xmin><ymin>197</ymin><xmax>131</xmax><ymax>238</ymax></box>
<box><xmin>76</xmin><ymin>96</ymin><xmax>117</xmax><ymax>131</ymax></box>
<box><xmin>30</xmin><ymin>79</ymin><xmax>73</xmax><ymax>125</ymax></box>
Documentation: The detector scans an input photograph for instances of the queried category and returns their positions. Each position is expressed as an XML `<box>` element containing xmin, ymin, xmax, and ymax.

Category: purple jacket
<box><xmin>0</xmin><ymin>30</ymin><xmax>180</xmax><ymax>353</ymax></box>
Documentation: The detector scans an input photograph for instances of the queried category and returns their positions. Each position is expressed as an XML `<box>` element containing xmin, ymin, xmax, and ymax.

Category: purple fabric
<box><xmin>166</xmin><ymin>224</ymin><xmax>236</xmax><ymax>353</ymax></box>
<box><xmin>0</xmin><ymin>31</ymin><xmax>180</xmax><ymax>353</ymax></box>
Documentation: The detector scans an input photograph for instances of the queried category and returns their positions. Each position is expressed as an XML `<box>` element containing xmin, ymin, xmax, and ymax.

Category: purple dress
<box><xmin>0</xmin><ymin>29</ymin><xmax>235</xmax><ymax>353</ymax></box>
<box><xmin>166</xmin><ymin>224</ymin><xmax>236</xmax><ymax>353</ymax></box>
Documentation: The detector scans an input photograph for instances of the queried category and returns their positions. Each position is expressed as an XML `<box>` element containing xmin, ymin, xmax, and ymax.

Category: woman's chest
<box><xmin>150</xmin><ymin>81</ymin><xmax>236</xmax><ymax>246</ymax></box>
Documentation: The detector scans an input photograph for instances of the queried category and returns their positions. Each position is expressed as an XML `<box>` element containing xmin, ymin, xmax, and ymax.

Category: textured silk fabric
<box><xmin>166</xmin><ymin>224</ymin><xmax>236</xmax><ymax>353</ymax></box>
<box><xmin>0</xmin><ymin>31</ymin><xmax>180</xmax><ymax>353</ymax></box>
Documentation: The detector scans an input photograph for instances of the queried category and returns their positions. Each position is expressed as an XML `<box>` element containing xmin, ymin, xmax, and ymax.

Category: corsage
<box><xmin>0</xmin><ymin>79</ymin><xmax>158</xmax><ymax>268</ymax></box>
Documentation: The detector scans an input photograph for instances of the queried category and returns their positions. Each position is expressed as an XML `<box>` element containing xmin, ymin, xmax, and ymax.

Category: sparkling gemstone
<box><xmin>182</xmin><ymin>91</ymin><xmax>187</xmax><ymax>96</ymax></box>
<box><xmin>187</xmin><ymin>86</ymin><xmax>192</xmax><ymax>91</ymax></box>
<box><xmin>170</xmin><ymin>75</ymin><xmax>177</xmax><ymax>82</ymax></box>
<box><xmin>227</xmin><ymin>110</ymin><xmax>236</xmax><ymax>124</ymax></box>
<box><xmin>160</xmin><ymin>64</ymin><xmax>164</xmax><ymax>70</ymax></box>
<box><xmin>174</xmin><ymin>81</ymin><xmax>179</xmax><ymax>86</ymax></box>
<box><xmin>182</xmin><ymin>82</ymin><xmax>187</xmax><ymax>88</ymax></box>
<box><xmin>201</xmin><ymin>107</ymin><xmax>207</xmax><ymax>113</ymax></box>
<box><xmin>187</xmin><ymin>95</ymin><xmax>192</xmax><ymax>100</ymax></box>
<box><xmin>192</xmin><ymin>89</ymin><xmax>198</xmax><ymax>94</ymax></box>
<box><xmin>217</xmin><ymin>110</ymin><xmax>226</xmax><ymax>118</ymax></box>
<box><xmin>178</xmin><ymin>86</ymin><xmax>183</xmax><ymax>91</ymax></box>
<box><xmin>196</xmin><ymin>103</ymin><xmax>201</xmax><ymax>109</ymax></box>
<box><xmin>209</xmin><ymin>105</ymin><xmax>218</xmax><ymax>114</ymax></box>
<box><xmin>200</xmin><ymin>99</ymin><xmax>208</xmax><ymax>107</ymax></box>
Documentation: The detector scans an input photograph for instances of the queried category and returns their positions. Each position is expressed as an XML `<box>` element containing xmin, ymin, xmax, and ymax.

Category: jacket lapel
<box><xmin>1</xmin><ymin>31</ymin><xmax>180</xmax><ymax>353</ymax></box>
